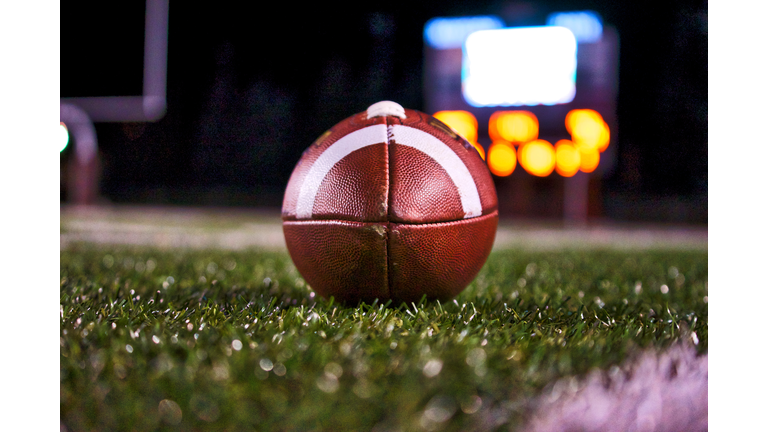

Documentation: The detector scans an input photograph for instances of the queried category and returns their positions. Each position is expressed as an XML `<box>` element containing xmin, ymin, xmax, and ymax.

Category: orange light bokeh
<box><xmin>436</xmin><ymin>108</ymin><xmax>609</xmax><ymax>177</ymax></box>
<box><xmin>518</xmin><ymin>139</ymin><xmax>555</xmax><ymax>177</ymax></box>
<box><xmin>433</xmin><ymin>110</ymin><xmax>479</xmax><ymax>143</ymax></box>
<box><xmin>565</xmin><ymin>109</ymin><xmax>610</xmax><ymax>153</ymax></box>
<box><xmin>487</xmin><ymin>141</ymin><xmax>517</xmax><ymax>176</ymax></box>
<box><xmin>579</xmin><ymin>148</ymin><xmax>600</xmax><ymax>173</ymax></box>
<box><xmin>554</xmin><ymin>140</ymin><xmax>581</xmax><ymax>177</ymax></box>
<box><xmin>489</xmin><ymin>110</ymin><xmax>539</xmax><ymax>143</ymax></box>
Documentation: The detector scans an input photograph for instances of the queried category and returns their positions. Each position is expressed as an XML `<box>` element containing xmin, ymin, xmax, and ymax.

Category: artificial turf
<box><xmin>60</xmin><ymin>245</ymin><xmax>707</xmax><ymax>431</ymax></box>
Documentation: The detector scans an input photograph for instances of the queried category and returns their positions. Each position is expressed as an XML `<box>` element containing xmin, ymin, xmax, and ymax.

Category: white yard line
<box><xmin>523</xmin><ymin>342</ymin><xmax>707</xmax><ymax>432</ymax></box>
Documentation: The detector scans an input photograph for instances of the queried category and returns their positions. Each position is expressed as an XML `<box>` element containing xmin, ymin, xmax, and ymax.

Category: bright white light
<box><xmin>547</xmin><ymin>11</ymin><xmax>603</xmax><ymax>43</ymax></box>
<box><xmin>424</xmin><ymin>16</ymin><xmax>504</xmax><ymax>50</ymax></box>
<box><xmin>59</xmin><ymin>122</ymin><xmax>70</xmax><ymax>152</ymax></box>
<box><xmin>462</xmin><ymin>26</ymin><xmax>577</xmax><ymax>107</ymax></box>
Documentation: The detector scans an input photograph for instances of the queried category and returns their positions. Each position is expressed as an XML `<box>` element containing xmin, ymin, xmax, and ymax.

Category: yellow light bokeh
<box><xmin>489</xmin><ymin>110</ymin><xmax>538</xmax><ymax>143</ymax></box>
<box><xmin>554</xmin><ymin>140</ymin><xmax>581</xmax><ymax>177</ymax></box>
<box><xmin>433</xmin><ymin>110</ymin><xmax>479</xmax><ymax>143</ymax></box>
<box><xmin>434</xmin><ymin>108</ymin><xmax>610</xmax><ymax>177</ymax></box>
<box><xmin>487</xmin><ymin>141</ymin><xmax>517</xmax><ymax>176</ymax></box>
<box><xmin>565</xmin><ymin>109</ymin><xmax>610</xmax><ymax>153</ymax></box>
<box><xmin>518</xmin><ymin>139</ymin><xmax>555</xmax><ymax>177</ymax></box>
<box><xmin>579</xmin><ymin>148</ymin><xmax>600</xmax><ymax>173</ymax></box>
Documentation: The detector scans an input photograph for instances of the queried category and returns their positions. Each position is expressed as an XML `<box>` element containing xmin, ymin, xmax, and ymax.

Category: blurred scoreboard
<box><xmin>423</xmin><ymin>11</ymin><xmax>619</xmax><ymax>180</ymax></box>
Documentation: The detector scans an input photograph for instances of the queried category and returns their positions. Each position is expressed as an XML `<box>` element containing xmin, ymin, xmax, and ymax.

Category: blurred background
<box><xmin>60</xmin><ymin>0</ymin><xmax>707</xmax><ymax>224</ymax></box>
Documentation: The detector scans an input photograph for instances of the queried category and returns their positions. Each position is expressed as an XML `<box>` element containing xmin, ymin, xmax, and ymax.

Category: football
<box><xmin>282</xmin><ymin>101</ymin><xmax>498</xmax><ymax>304</ymax></box>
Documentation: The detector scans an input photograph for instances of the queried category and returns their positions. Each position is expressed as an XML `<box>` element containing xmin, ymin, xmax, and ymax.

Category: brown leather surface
<box><xmin>311</xmin><ymin>143</ymin><xmax>388</xmax><ymax>222</ymax></box>
<box><xmin>281</xmin><ymin>114</ymin><xmax>387</xmax><ymax>221</ymax></box>
<box><xmin>396</xmin><ymin>109</ymin><xmax>498</xmax><ymax>217</ymax></box>
<box><xmin>283</xmin><ymin>212</ymin><xmax>498</xmax><ymax>304</ymax></box>
<box><xmin>281</xmin><ymin>106</ymin><xmax>499</xmax><ymax>304</ymax></box>
<box><xmin>283</xmin><ymin>220</ymin><xmax>389</xmax><ymax>304</ymax></box>
<box><xmin>389</xmin><ymin>211</ymin><xmax>498</xmax><ymax>303</ymax></box>
<box><xmin>388</xmin><ymin>143</ymin><xmax>465</xmax><ymax>223</ymax></box>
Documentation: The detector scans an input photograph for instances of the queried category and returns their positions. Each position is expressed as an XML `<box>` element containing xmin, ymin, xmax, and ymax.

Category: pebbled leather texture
<box><xmin>388</xmin><ymin>211</ymin><xmax>498</xmax><ymax>304</ymax></box>
<box><xmin>283</xmin><ymin>220</ymin><xmax>389</xmax><ymax>304</ymax></box>
<box><xmin>388</xmin><ymin>143</ymin><xmax>465</xmax><ymax>223</ymax></box>
<box><xmin>282</xmin><ymin>105</ymin><xmax>498</xmax><ymax>304</ymax></box>
<box><xmin>311</xmin><ymin>143</ymin><xmax>389</xmax><ymax>222</ymax></box>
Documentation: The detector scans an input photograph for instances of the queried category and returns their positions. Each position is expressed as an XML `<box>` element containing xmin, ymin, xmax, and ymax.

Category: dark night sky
<box><xmin>61</xmin><ymin>0</ymin><xmax>707</xmax><ymax>216</ymax></box>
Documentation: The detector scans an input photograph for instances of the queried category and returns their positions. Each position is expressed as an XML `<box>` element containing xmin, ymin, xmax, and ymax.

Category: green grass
<box><xmin>60</xmin><ymin>245</ymin><xmax>707</xmax><ymax>431</ymax></box>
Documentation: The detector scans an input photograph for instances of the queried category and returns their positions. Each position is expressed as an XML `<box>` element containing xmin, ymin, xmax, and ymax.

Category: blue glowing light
<box><xmin>546</xmin><ymin>11</ymin><xmax>603</xmax><ymax>43</ymax></box>
<box><xmin>462</xmin><ymin>26</ymin><xmax>578</xmax><ymax>107</ymax></box>
<box><xmin>424</xmin><ymin>16</ymin><xmax>504</xmax><ymax>50</ymax></box>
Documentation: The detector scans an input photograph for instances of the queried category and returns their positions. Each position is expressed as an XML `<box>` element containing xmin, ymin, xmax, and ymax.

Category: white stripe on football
<box><xmin>295</xmin><ymin>124</ymin><xmax>482</xmax><ymax>220</ymax></box>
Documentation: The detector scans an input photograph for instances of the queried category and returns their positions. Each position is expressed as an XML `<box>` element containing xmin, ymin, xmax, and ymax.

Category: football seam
<box><xmin>281</xmin><ymin>212</ymin><xmax>499</xmax><ymax>302</ymax></box>
<box><xmin>385</xmin><ymin>116</ymin><xmax>393</xmax><ymax>300</ymax></box>
<box><xmin>281</xmin><ymin>211</ymin><xmax>498</xmax><ymax>227</ymax></box>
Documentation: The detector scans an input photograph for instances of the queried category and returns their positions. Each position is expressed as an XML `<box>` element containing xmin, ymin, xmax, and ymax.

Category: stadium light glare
<box><xmin>489</xmin><ymin>110</ymin><xmax>539</xmax><ymax>143</ymax></box>
<box><xmin>554</xmin><ymin>140</ymin><xmax>581</xmax><ymax>177</ymax></box>
<box><xmin>424</xmin><ymin>16</ymin><xmax>504</xmax><ymax>50</ymax></box>
<box><xmin>487</xmin><ymin>141</ymin><xmax>517</xmax><ymax>176</ymax></box>
<box><xmin>433</xmin><ymin>110</ymin><xmax>479</xmax><ymax>143</ymax></box>
<box><xmin>566</xmin><ymin>109</ymin><xmax>610</xmax><ymax>153</ymax></box>
<box><xmin>547</xmin><ymin>11</ymin><xmax>603</xmax><ymax>43</ymax></box>
<box><xmin>462</xmin><ymin>26</ymin><xmax>577</xmax><ymax>107</ymax></box>
<box><xmin>518</xmin><ymin>140</ymin><xmax>556</xmax><ymax>177</ymax></box>
<box><xmin>59</xmin><ymin>122</ymin><xmax>70</xmax><ymax>152</ymax></box>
